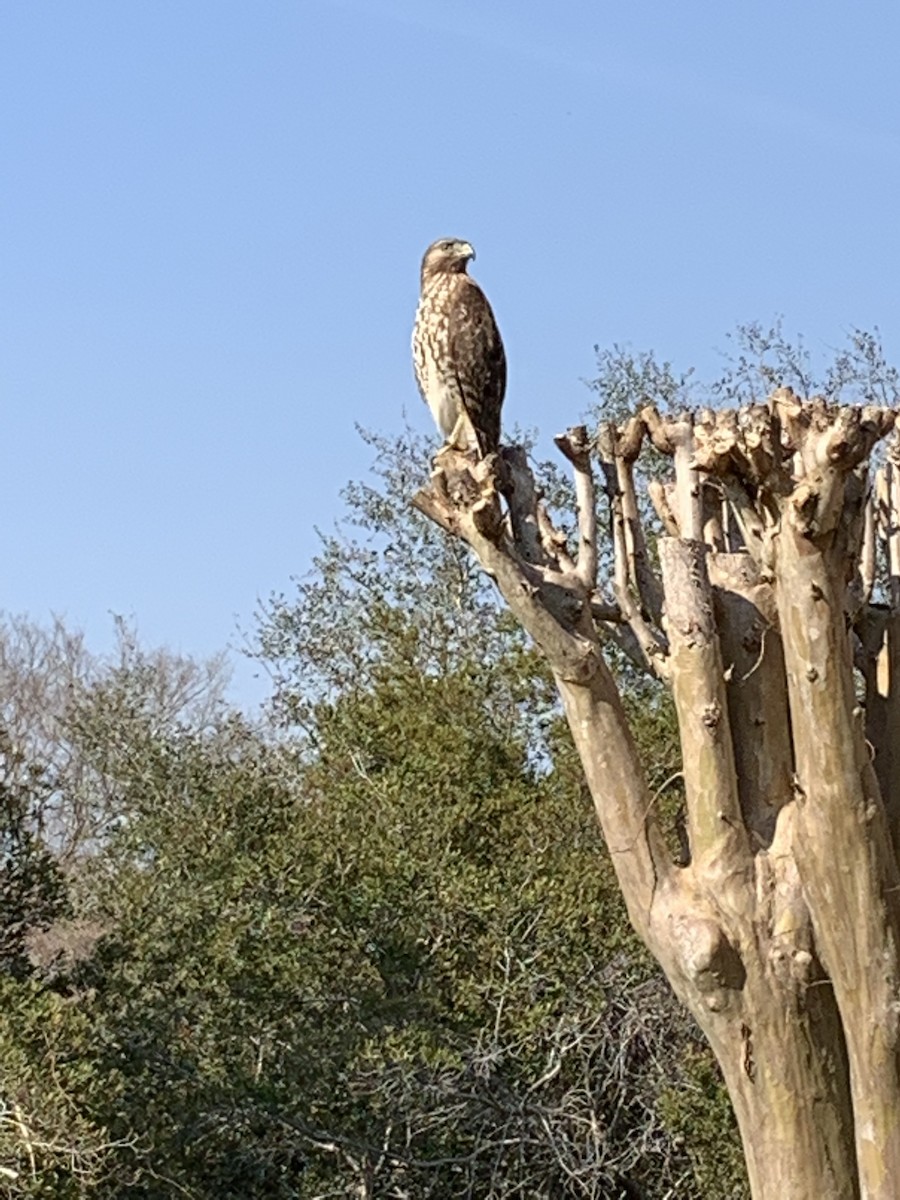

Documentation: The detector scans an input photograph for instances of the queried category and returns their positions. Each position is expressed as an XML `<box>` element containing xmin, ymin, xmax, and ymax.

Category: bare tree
<box><xmin>0</xmin><ymin>614</ymin><xmax>231</xmax><ymax>864</ymax></box>
<box><xmin>415</xmin><ymin>389</ymin><xmax>900</xmax><ymax>1200</ymax></box>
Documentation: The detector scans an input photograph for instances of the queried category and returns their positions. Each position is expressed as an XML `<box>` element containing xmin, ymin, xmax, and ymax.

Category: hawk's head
<box><xmin>420</xmin><ymin>238</ymin><xmax>475</xmax><ymax>286</ymax></box>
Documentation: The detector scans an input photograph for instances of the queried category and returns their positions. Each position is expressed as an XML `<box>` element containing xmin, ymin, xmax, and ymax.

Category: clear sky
<box><xmin>3</xmin><ymin>1</ymin><xmax>900</xmax><ymax>708</ymax></box>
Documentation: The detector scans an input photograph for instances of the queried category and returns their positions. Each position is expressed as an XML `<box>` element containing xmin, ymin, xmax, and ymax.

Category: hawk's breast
<box><xmin>413</xmin><ymin>282</ymin><xmax>463</xmax><ymax>439</ymax></box>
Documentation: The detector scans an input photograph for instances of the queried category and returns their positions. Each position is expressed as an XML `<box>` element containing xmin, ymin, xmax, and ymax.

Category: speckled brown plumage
<box><xmin>412</xmin><ymin>238</ymin><xmax>506</xmax><ymax>457</ymax></box>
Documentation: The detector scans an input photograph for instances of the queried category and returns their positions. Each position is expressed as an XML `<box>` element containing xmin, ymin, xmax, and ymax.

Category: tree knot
<box><xmin>671</xmin><ymin>914</ymin><xmax>745</xmax><ymax>1012</ymax></box>
<box><xmin>702</xmin><ymin>701</ymin><xmax>722</xmax><ymax>730</ymax></box>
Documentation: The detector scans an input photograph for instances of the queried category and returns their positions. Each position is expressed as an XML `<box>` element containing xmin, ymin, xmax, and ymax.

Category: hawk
<box><xmin>412</xmin><ymin>238</ymin><xmax>506</xmax><ymax>458</ymax></box>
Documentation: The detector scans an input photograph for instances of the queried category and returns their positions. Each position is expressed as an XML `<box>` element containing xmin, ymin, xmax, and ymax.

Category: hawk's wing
<box><xmin>447</xmin><ymin>276</ymin><xmax>506</xmax><ymax>457</ymax></box>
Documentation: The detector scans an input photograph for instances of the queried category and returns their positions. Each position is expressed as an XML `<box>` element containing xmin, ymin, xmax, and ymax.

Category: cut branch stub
<box><xmin>596</xmin><ymin>419</ymin><xmax>664</xmax><ymax>626</ymax></box>
<box><xmin>414</xmin><ymin>446</ymin><xmax>600</xmax><ymax>682</ymax></box>
<box><xmin>553</xmin><ymin>425</ymin><xmax>598</xmax><ymax>590</ymax></box>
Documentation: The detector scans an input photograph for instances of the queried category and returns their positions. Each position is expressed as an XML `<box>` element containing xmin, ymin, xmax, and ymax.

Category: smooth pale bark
<box><xmin>557</xmin><ymin>670</ymin><xmax>858</xmax><ymax>1200</ymax></box>
<box><xmin>415</xmin><ymin>394</ymin><xmax>900</xmax><ymax>1199</ymax></box>
<box><xmin>775</xmin><ymin>531</ymin><xmax>900</xmax><ymax>1198</ymax></box>
<box><xmin>709</xmin><ymin>552</ymin><xmax>793</xmax><ymax>845</ymax></box>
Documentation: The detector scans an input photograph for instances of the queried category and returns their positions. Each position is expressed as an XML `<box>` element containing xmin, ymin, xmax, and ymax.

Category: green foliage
<box><xmin>587</xmin><ymin>344</ymin><xmax>695</xmax><ymax>421</ymax></box>
<box><xmin>0</xmin><ymin>734</ymin><xmax>115</xmax><ymax>1195</ymax></box>
<box><xmin>0</xmin><ymin>977</ymin><xmax>122</xmax><ymax>1196</ymax></box>
<box><xmin>0</xmin><ymin>732</ymin><xmax>67</xmax><ymax>979</ymax></box>
<box><xmin>710</xmin><ymin>320</ymin><xmax>900</xmax><ymax>407</ymax></box>
<box><xmin>71</xmin><ymin>720</ymin><xmax>321</xmax><ymax>1197</ymax></box>
<box><xmin>257</xmin><ymin>427</ymin><xmax>509</xmax><ymax>702</ymax></box>
<box><xmin>62</xmin><ymin>669</ymin><xmax>624</xmax><ymax>1193</ymax></box>
<box><xmin>658</xmin><ymin>1049</ymin><xmax>749</xmax><ymax>1199</ymax></box>
<box><xmin>52</xmin><ymin>654</ymin><xmax>739</xmax><ymax>1198</ymax></box>
<box><xmin>585</xmin><ymin>321</ymin><xmax>900</xmax><ymax>425</ymax></box>
<box><xmin>0</xmin><ymin>607</ymin><xmax>741</xmax><ymax>1194</ymax></box>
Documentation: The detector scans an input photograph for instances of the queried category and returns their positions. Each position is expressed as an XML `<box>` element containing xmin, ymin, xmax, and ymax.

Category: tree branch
<box><xmin>414</xmin><ymin>447</ymin><xmax>674</xmax><ymax>936</ymax></box>
<box><xmin>553</xmin><ymin>425</ymin><xmax>598</xmax><ymax>591</ymax></box>
<box><xmin>658</xmin><ymin>539</ymin><xmax>748</xmax><ymax>875</ymax></box>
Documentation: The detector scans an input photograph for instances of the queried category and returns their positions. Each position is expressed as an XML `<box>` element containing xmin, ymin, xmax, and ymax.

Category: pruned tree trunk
<box><xmin>414</xmin><ymin>391</ymin><xmax>900</xmax><ymax>1199</ymax></box>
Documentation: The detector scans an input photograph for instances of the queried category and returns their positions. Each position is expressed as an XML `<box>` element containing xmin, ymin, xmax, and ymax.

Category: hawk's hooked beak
<box><xmin>458</xmin><ymin>242</ymin><xmax>475</xmax><ymax>262</ymax></box>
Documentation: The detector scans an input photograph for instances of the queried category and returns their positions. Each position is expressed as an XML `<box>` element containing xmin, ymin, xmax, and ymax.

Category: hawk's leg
<box><xmin>445</xmin><ymin>411</ymin><xmax>479</xmax><ymax>457</ymax></box>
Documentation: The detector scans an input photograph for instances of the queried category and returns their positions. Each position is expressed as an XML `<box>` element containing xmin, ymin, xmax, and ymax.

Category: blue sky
<box><xmin>3</xmin><ymin>1</ymin><xmax>900</xmax><ymax>708</ymax></box>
